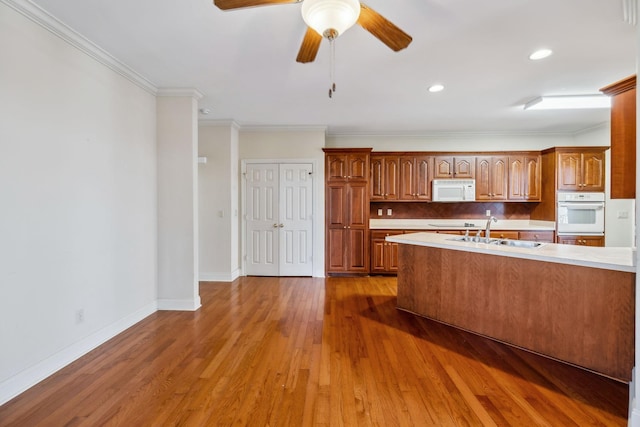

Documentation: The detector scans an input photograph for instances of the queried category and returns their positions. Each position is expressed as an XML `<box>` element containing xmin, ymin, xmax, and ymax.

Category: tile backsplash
<box><xmin>370</xmin><ymin>202</ymin><xmax>536</xmax><ymax>220</ymax></box>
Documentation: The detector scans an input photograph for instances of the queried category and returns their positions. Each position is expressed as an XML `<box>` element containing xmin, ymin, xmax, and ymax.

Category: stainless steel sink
<box><xmin>494</xmin><ymin>239</ymin><xmax>545</xmax><ymax>248</ymax></box>
<box><xmin>446</xmin><ymin>236</ymin><xmax>545</xmax><ymax>248</ymax></box>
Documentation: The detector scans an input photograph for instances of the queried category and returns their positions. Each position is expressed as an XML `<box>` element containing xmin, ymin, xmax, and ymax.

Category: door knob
<box><xmin>279</xmin><ymin>224</ymin><xmax>284</xmax><ymax>228</ymax></box>
<box><xmin>273</xmin><ymin>223</ymin><xmax>279</xmax><ymax>228</ymax></box>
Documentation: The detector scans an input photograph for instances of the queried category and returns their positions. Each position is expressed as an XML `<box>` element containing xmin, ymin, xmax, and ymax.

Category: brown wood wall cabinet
<box><xmin>508</xmin><ymin>155</ymin><xmax>541</xmax><ymax>201</ymax></box>
<box><xmin>557</xmin><ymin>150</ymin><xmax>606</xmax><ymax>192</ymax></box>
<box><xmin>399</xmin><ymin>155</ymin><xmax>433</xmax><ymax>201</ymax></box>
<box><xmin>434</xmin><ymin>156</ymin><xmax>475</xmax><ymax>178</ymax></box>
<box><xmin>476</xmin><ymin>156</ymin><xmax>508</xmax><ymax>200</ymax></box>
<box><xmin>601</xmin><ymin>75</ymin><xmax>636</xmax><ymax>199</ymax></box>
<box><xmin>372</xmin><ymin>151</ymin><xmax>541</xmax><ymax>203</ymax></box>
<box><xmin>370</xmin><ymin>155</ymin><xmax>399</xmax><ymax>201</ymax></box>
<box><xmin>324</xmin><ymin>148</ymin><xmax>372</xmax><ymax>275</ymax></box>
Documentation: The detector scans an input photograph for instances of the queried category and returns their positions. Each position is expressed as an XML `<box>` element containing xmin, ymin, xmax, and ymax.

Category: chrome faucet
<box><xmin>485</xmin><ymin>216</ymin><xmax>497</xmax><ymax>243</ymax></box>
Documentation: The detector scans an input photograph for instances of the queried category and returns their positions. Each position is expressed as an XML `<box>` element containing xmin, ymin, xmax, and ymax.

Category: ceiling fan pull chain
<box><xmin>329</xmin><ymin>36</ymin><xmax>336</xmax><ymax>98</ymax></box>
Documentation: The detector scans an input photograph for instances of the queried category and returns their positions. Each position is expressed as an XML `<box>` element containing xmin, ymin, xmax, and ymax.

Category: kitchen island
<box><xmin>386</xmin><ymin>232</ymin><xmax>636</xmax><ymax>381</ymax></box>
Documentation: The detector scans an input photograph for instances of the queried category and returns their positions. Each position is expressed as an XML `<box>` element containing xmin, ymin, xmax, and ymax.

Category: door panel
<box><xmin>246</xmin><ymin>164</ymin><xmax>279</xmax><ymax>276</ymax></box>
<box><xmin>279</xmin><ymin>164</ymin><xmax>313</xmax><ymax>276</ymax></box>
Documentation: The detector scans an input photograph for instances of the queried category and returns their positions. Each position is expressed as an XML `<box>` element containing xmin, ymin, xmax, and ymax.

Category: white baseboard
<box><xmin>199</xmin><ymin>269</ymin><xmax>241</xmax><ymax>282</ymax></box>
<box><xmin>157</xmin><ymin>297</ymin><xmax>201</xmax><ymax>311</ymax></box>
<box><xmin>0</xmin><ymin>301</ymin><xmax>158</xmax><ymax>406</ymax></box>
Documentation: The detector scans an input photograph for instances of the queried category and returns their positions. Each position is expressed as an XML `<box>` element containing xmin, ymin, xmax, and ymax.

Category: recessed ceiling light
<box><xmin>529</xmin><ymin>49</ymin><xmax>553</xmax><ymax>60</ymax></box>
<box><xmin>428</xmin><ymin>84</ymin><xmax>444</xmax><ymax>93</ymax></box>
<box><xmin>524</xmin><ymin>94</ymin><xmax>610</xmax><ymax>110</ymax></box>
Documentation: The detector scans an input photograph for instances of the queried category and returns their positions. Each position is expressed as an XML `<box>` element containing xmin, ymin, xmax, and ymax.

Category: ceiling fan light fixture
<box><xmin>301</xmin><ymin>0</ymin><xmax>361</xmax><ymax>38</ymax></box>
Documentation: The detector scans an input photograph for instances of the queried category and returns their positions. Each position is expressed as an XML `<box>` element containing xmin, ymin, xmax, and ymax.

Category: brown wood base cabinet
<box><xmin>396</xmin><ymin>243</ymin><xmax>634</xmax><ymax>381</ymax></box>
<box><xmin>557</xmin><ymin>235</ymin><xmax>605</xmax><ymax>247</ymax></box>
<box><xmin>370</xmin><ymin>230</ymin><xmax>403</xmax><ymax>274</ymax></box>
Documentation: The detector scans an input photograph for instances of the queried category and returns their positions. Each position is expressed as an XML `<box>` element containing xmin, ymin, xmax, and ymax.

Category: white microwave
<box><xmin>432</xmin><ymin>179</ymin><xmax>476</xmax><ymax>202</ymax></box>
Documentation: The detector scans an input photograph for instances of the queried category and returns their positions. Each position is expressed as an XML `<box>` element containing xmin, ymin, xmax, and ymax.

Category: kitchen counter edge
<box><xmin>386</xmin><ymin>232</ymin><xmax>635</xmax><ymax>273</ymax></box>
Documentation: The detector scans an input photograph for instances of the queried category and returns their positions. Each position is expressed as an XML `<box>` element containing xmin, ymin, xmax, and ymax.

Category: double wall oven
<box><xmin>556</xmin><ymin>192</ymin><xmax>605</xmax><ymax>236</ymax></box>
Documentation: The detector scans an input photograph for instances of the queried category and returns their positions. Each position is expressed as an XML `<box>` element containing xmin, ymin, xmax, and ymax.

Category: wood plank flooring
<box><xmin>0</xmin><ymin>276</ymin><xmax>629</xmax><ymax>426</ymax></box>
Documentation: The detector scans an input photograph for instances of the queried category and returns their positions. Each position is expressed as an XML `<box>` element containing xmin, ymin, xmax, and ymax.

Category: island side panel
<box><xmin>396</xmin><ymin>243</ymin><xmax>635</xmax><ymax>382</ymax></box>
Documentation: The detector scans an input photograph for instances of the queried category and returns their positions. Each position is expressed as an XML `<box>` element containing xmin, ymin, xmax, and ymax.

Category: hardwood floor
<box><xmin>0</xmin><ymin>276</ymin><xmax>629</xmax><ymax>426</ymax></box>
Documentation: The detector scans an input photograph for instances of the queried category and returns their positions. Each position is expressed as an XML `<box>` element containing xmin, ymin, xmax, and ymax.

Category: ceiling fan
<box><xmin>213</xmin><ymin>0</ymin><xmax>413</xmax><ymax>63</ymax></box>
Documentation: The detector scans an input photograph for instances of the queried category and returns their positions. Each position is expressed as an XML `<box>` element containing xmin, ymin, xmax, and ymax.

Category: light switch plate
<box><xmin>387</xmin><ymin>208</ymin><xmax>392</xmax><ymax>216</ymax></box>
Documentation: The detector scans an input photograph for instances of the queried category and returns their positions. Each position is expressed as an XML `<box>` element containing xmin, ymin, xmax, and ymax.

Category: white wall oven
<box><xmin>556</xmin><ymin>192</ymin><xmax>605</xmax><ymax>235</ymax></box>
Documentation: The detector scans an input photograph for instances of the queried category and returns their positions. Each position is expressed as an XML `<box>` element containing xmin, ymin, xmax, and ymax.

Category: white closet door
<box><xmin>245</xmin><ymin>163</ymin><xmax>313</xmax><ymax>276</ymax></box>
<box><xmin>245</xmin><ymin>164</ymin><xmax>279</xmax><ymax>276</ymax></box>
<box><xmin>279</xmin><ymin>164</ymin><xmax>313</xmax><ymax>276</ymax></box>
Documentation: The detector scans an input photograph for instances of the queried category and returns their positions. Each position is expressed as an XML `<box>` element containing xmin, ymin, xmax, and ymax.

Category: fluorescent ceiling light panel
<box><xmin>524</xmin><ymin>95</ymin><xmax>610</xmax><ymax>110</ymax></box>
<box><xmin>529</xmin><ymin>49</ymin><xmax>553</xmax><ymax>60</ymax></box>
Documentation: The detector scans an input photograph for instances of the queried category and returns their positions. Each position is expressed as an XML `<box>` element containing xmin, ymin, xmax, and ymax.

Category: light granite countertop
<box><xmin>386</xmin><ymin>232</ymin><xmax>636</xmax><ymax>273</ymax></box>
<box><xmin>370</xmin><ymin>218</ymin><xmax>556</xmax><ymax>231</ymax></box>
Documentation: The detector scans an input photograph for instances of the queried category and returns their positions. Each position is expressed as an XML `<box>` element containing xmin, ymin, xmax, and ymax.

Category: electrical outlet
<box><xmin>486</xmin><ymin>210</ymin><xmax>491</xmax><ymax>217</ymax></box>
<box><xmin>377</xmin><ymin>208</ymin><xmax>383</xmax><ymax>216</ymax></box>
<box><xmin>75</xmin><ymin>309</ymin><xmax>85</xmax><ymax>324</ymax></box>
<box><xmin>387</xmin><ymin>208</ymin><xmax>392</xmax><ymax>216</ymax></box>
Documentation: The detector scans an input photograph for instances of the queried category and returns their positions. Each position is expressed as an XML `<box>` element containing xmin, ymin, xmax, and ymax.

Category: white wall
<box><xmin>239</xmin><ymin>128</ymin><xmax>326</xmax><ymax>277</ymax></box>
<box><xmin>156</xmin><ymin>92</ymin><xmax>201</xmax><ymax>310</ymax></box>
<box><xmin>198</xmin><ymin>122</ymin><xmax>240</xmax><ymax>281</ymax></box>
<box><xmin>0</xmin><ymin>2</ymin><xmax>158</xmax><ymax>403</ymax></box>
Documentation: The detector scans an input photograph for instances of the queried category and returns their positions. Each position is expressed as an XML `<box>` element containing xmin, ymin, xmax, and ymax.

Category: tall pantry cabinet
<box><xmin>323</xmin><ymin>148</ymin><xmax>372</xmax><ymax>275</ymax></box>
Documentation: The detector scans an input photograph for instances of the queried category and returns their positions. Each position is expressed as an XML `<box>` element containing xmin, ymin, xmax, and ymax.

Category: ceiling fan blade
<box><xmin>296</xmin><ymin>27</ymin><xmax>323</xmax><ymax>63</ymax></box>
<box><xmin>214</xmin><ymin>0</ymin><xmax>300</xmax><ymax>11</ymax></box>
<box><xmin>357</xmin><ymin>3</ymin><xmax>413</xmax><ymax>52</ymax></box>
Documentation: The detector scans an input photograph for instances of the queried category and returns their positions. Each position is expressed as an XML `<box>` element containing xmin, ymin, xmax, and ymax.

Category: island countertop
<box><xmin>386</xmin><ymin>231</ymin><xmax>636</xmax><ymax>273</ymax></box>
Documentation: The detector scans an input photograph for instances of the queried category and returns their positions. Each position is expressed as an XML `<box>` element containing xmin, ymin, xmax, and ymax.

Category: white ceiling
<box><xmin>30</xmin><ymin>0</ymin><xmax>637</xmax><ymax>135</ymax></box>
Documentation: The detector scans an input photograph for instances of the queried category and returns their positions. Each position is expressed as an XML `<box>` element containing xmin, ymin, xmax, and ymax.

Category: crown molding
<box><xmin>1</xmin><ymin>0</ymin><xmax>157</xmax><ymax>95</ymax></box>
<box><xmin>239</xmin><ymin>125</ymin><xmax>328</xmax><ymax>134</ymax></box>
<box><xmin>157</xmin><ymin>88</ymin><xmax>204</xmax><ymax>99</ymax></box>
<box><xmin>198</xmin><ymin>120</ymin><xmax>240</xmax><ymax>129</ymax></box>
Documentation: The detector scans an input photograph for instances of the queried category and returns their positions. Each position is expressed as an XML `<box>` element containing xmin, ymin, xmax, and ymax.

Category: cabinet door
<box><xmin>454</xmin><ymin>156</ymin><xmax>475</xmax><ymax>179</ymax></box>
<box><xmin>348</xmin><ymin>153</ymin><xmax>369</xmax><ymax>181</ymax></box>
<box><xmin>370</xmin><ymin>156</ymin><xmax>385</xmax><ymax>200</ymax></box>
<box><xmin>327</xmin><ymin>228</ymin><xmax>347</xmax><ymax>271</ymax></box>
<box><xmin>557</xmin><ymin>153</ymin><xmax>582</xmax><ymax>191</ymax></box>
<box><xmin>582</xmin><ymin>152</ymin><xmax>605</xmax><ymax>191</ymax></box>
<box><xmin>348</xmin><ymin>182</ymin><xmax>368</xmax><ymax>227</ymax></box>
<box><xmin>434</xmin><ymin>156</ymin><xmax>454</xmax><ymax>178</ymax></box>
<box><xmin>326</xmin><ymin>154</ymin><xmax>348</xmax><ymax>182</ymax></box>
<box><xmin>523</xmin><ymin>155</ymin><xmax>541</xmax><ymax>200</ymax></box>
<box><xmin>384</xmin><ymin>157</ymin><xmax>400</xmax><ymax>200</ymax></box>
<box><xmin>508</xmin><ymin>156</ymin><xmax>524</xmax><ymax>200</ymax></box>
<box><xmin>347</xmin><ymin>228</ymin><xmax>368</xmax><ymax>271</ymax></box>
<box><xmin>326</xmin><ymin>185</ymin><xmax>346</xmax><ymax>227</ymax></box>
<box><xmin>476</xmin><ymin>157</ymin><xmax>492</xmax><ymax>200</ymax></box>
<box><xmin>370</xmin><ymin>235</ymin><xmax>387</xmax><ymax>272</ymax></box>
<box><xmin>399</xmin><ymin>157</ymin><xmax>417</xmax><ymax>199</ymax></box>
<box><xmin>414</xmin><ymin>156</ymin><xmax>432</xmax><ymax>200</ymax></box>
